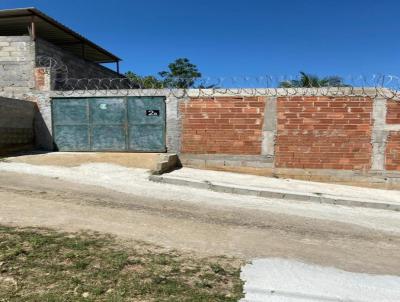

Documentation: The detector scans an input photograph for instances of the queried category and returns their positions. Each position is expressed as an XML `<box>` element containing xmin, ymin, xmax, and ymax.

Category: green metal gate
<box><xmin>52</xmin><ymin>97</ymin><xmax>166</xmax><ymax>152</ymax></box>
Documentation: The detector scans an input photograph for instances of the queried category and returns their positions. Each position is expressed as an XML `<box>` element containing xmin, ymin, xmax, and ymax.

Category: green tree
<box><xmin>279</xmin><ymin>71</ymin><xmax>349</xmax><ymax>88</ymax></box>
<box><xmin>159</xmin><ymin>58</ymin><xmax>202</xmax><ymax>88</ymax></box>
<box><xmin>125</xmin><ymin>58</ymin><xmax>202</xmax><ymax>89</ymax></box>
<box><xmin>124</xmin><ymin>71</ymin><xmax>163</xmax><ymax>89</ymax></box>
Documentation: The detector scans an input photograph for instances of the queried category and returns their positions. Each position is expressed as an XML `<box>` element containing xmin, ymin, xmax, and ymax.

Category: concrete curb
<box><xmin>149</xmin><ymin>174</ymin><xmax>400</xmax><ymax>212</ymax></box>
<box><xmin>152</xmin><ymin>154</ymin><xmax>180</xmax><ymax>175</ymax></box>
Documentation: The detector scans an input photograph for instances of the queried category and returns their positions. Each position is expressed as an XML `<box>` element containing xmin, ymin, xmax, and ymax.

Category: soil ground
<box><xmin>0</xmin><ymin>225</ymin><xmax>243</xmax><ymax>301</ymax></box>
<box><xmin>5</xmin><ymin>151</ymin><xmax>165</xmax><ymax>169</ymax></box>
<box><xmin>0</xmin><ymin>165</ymin><xmax>399</xmax><ymax>276</ymax></box>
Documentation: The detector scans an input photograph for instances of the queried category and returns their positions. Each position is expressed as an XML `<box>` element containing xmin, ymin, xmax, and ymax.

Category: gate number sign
<box><xmin>146</xmin><ymin>110</ymin><xmax>160</xmax><ymax>116</ymax></box>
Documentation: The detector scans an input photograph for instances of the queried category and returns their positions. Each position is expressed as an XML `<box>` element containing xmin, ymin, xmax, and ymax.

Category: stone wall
<box><xmin>0</xmin><ymin>36</ymin><xmax>35</xmax><ymax>97</ymax></box>
<box><xmin>180</xmin><ymin>97</ymin><xmax>265</xmax><ymax>154</ymax></box>
<box><xmin>0</xmin><ymin>97</ymin><xmax>36</xmax><ymax>154</ymax></box>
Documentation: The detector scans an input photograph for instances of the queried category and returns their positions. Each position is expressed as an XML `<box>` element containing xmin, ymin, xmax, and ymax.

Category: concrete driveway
<box><xmin>3</xmin><ymin>151</ymin><xmax>175</xmax><ymax>171</ymax></box>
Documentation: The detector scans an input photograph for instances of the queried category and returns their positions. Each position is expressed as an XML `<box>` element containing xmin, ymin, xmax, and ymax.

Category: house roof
<box><xmin>0</xmin><ymin>7</ymin><xmax>121</xmax><ymax>63</ymax></box>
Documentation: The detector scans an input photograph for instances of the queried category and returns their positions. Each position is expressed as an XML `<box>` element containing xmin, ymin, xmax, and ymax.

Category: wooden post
<box><xmin>81</xmin><ymin>43</ymin><xmax>85</xmax><ymax>59</ymax></box>
<box><xmin>30</xmin><ymin>16</ymin><xmax>36</xmax><ymax>41</ymax></box>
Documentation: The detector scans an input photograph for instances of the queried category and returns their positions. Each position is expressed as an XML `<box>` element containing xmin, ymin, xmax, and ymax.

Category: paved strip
<box><xmin>1</xmin><ymin>162</ymin><xmax>400</xmax><ymax>235</ymax></box>
<box><xmin>150</xmin><ymin>168</ymin><xmax>400</xmax><ymax>211</ymax></box>
<box><xmin>240</xmin><ymin>258</ymin><xmax>400</xmax><ymax>302</ymax></box>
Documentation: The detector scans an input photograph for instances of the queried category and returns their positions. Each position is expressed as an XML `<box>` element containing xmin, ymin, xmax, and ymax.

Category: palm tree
<box><xmin>279</xmin><ymin>72</ymin><xmax>349</xmax><ymax>88</ymax></box>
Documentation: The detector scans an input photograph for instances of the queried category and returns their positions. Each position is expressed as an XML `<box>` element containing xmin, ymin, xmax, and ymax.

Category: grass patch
<box><xmin>0</xmin><ymin>225</ymin><xmax>243</xmax><ymax>301</ymax></box>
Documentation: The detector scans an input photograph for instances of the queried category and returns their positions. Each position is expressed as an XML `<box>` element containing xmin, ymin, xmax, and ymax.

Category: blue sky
<box><xmin>1</xmin><ymin>0</ymin><xmax>399</xmax><ymax>78</ymax></box>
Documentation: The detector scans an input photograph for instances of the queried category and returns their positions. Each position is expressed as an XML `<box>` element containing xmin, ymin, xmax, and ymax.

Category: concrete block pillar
<box><xmin>371</xmin><ymin>97</ymin><xmax>388</xmax><ymax>171</ymax></box>
<box><xmin>165</xmin><ymin>96</ymin><xmax>184</xmax><ymax>153</ymax></box>
<box><xmin>261</xmin><ymin>97</ymin><xmax>277</xmax><ymax>157</ymax></box>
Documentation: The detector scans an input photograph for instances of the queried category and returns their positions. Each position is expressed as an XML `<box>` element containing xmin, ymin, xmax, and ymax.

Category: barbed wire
<box><xmin>36</xmin><ymin>55</ymin><xmax>69</xmax><ymax>84</ymax></box>
<box><xmin>36</xmin><ymin>56</ymin><xmax>400</xmax><ymax>99</ymax></box>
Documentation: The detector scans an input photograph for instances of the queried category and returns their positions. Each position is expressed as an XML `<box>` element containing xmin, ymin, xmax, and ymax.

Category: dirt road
<box><xmin>0</xmin><ymin>165</ymin><xmax>399</xmax><ymax>276</ymax></box>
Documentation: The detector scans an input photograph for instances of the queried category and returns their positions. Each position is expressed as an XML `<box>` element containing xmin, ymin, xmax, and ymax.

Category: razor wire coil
<box><xmin>36</xmin><ymin>56</ymin><xmax>400</xmax><ymax>99</ymax></box>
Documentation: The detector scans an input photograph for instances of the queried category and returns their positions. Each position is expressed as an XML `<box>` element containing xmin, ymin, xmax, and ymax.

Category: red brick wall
<box><xmin>180</xmin><ymin>97</ymin><xmax>265</xmax><ymax>154</ymax></box>
<box><xmin>386</xmin><ymin>132</ymin><xmax>400</xmax><ymax>171</ymax></box>
<box><xmin>34</xmin><ymin>68</ymin><xmax>46</xmax><ymax>90</ymax></box>
<box><xmin>34</xmin><ymin>68</ymin><xmax>50</xmax><ymax>91</ymax></box>
<box><xmin>387</xmin><ymin>100</ymin><xmax>400</xmax><ymax>124</ymax></box>
<box><xmin>275</xmin><ymin>96</ymin><xmax>373</xmax><ymax>170</ymax></box>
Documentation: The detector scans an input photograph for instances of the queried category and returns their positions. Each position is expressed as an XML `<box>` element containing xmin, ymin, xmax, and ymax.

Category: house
<box><xmin>0</xmin><ymin>7</ymin><xmax>122</xmax><ymax>94</ymax></box>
